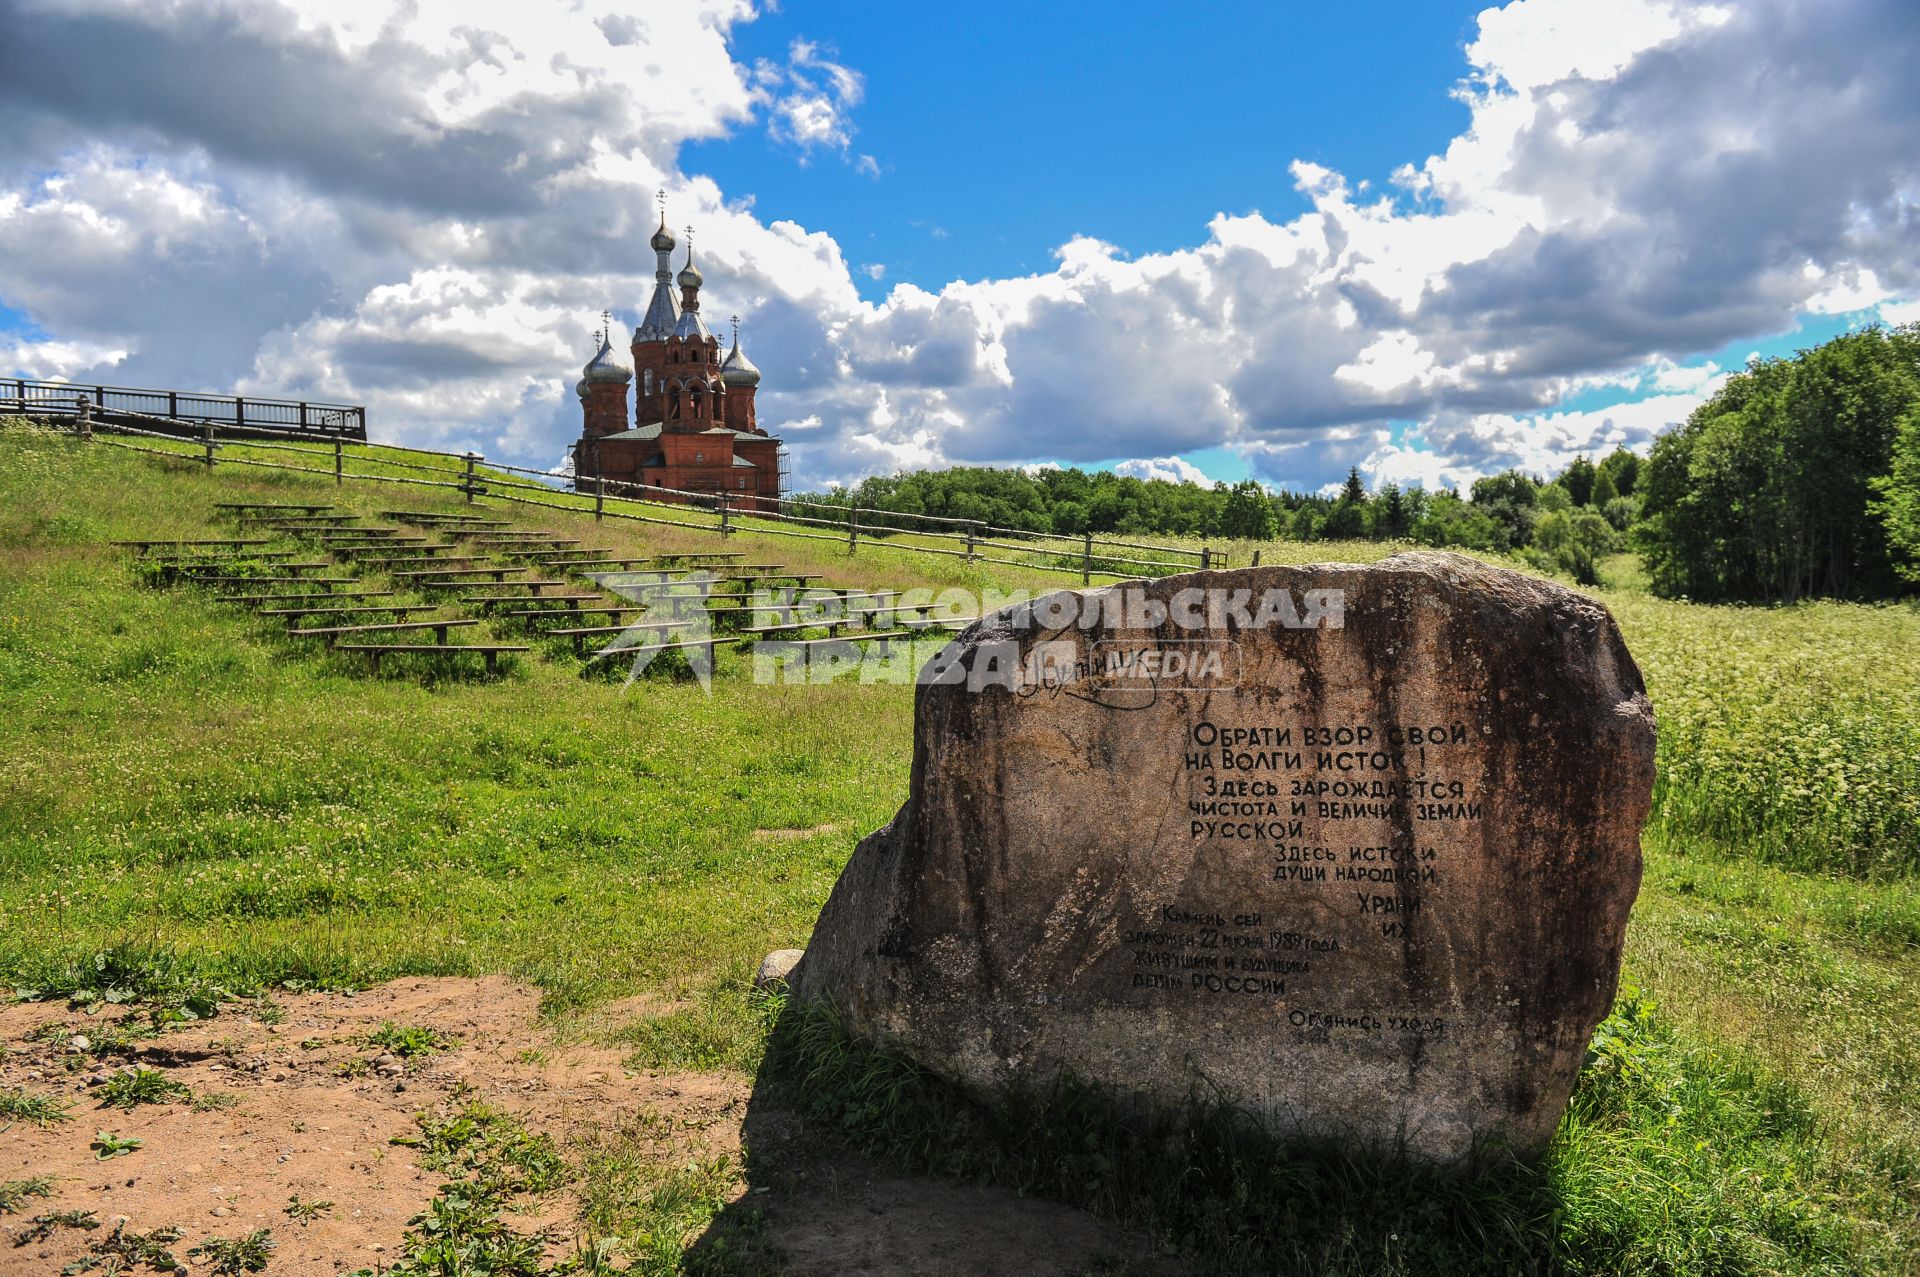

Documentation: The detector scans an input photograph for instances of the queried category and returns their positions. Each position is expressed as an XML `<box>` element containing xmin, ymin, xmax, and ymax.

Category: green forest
<box><xmin>799</xmin><ymin>325</ymin><xmax>1920</xmax><ymax>601</ymax></box>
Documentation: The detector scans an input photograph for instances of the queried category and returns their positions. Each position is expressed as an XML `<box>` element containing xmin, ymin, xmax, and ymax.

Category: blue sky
<box><xmin>689</xmin><ymin>2</ymin><xmax>1485</xmax><ymax>303</ymax></box>
<box><xmin>1</xmin><ymin>0</ymin><xmax>1916</xmax><ymax>493</ymax></box>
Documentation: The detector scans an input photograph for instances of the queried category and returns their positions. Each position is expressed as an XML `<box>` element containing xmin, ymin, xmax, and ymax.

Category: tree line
<box><xmin>795</xmin><ymin>325</ymin><xmax>1920</xmax><ymax>601</ymax></box>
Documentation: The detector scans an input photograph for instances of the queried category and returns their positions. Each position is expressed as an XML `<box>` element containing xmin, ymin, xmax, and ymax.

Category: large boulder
<box><xmin>791</xmin><ymin>552</ymin><xmax>1656</xmax><ymax>1162</ymax></box>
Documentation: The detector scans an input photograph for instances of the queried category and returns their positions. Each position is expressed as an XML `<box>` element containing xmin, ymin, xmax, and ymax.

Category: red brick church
<box><xmin>571</xmin><ymin>208</ymin><xmax>787</xmax><ymax>508</ymax></box>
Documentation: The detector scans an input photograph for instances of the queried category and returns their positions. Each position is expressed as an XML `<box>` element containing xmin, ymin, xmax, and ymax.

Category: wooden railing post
<box><xmin>334</xmin><ymin>437</ymin><xmax>343</xmax><ymax>485</ymax></box>
<box><xmin>848</xmin><ymin>505</ymin><xmax>860</xmax><ymax>556</ymax></box>
<box><xmin>203</xmin><ymin>424</ymin><xmax>216</xmax><ymax>470</ymax></box>
<box><xmin>75</xmin><ymin>395</ymin><xmax>92</xmax><ymax>440</ymax></box>
<box><xmin>966</xmin><ymin>520</ymin><xmax>979</xmax><ymax>563</ymax></box>
<box><xmin>463</xmin><ymin>452</ymin><xmax>477</xmax><ymax>503</ymax></box>
<box><xmin>1082</xmin><ymin>530</ymin><xmax>1093</xmax><ymax>585</ymax></box>
<box><xmin>719</xmin><ymin>491</ymin><xmax>733</xmax><ymax>538</ymax></box>
<box><xmin>168</xmin><ymin>390</ymin><xmax>178</xmax><ymax>418</ymax></box>
<box><xmin>233</xmin><ymin>395</ymin><xmax>246</xmax><ymax>431</ymax></box>
<box><xmin>1201</xmin><ymin>546</ymin><xmax>1212</xmax><ymax>571</ymax></box>
<box><xmin>592</xmin><ymin>442</ymin><xmax>603</xmax><ymax>521</ymax></box>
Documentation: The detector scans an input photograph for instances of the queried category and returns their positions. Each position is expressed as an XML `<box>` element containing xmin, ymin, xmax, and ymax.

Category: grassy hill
<box><xmin>2</xmin><ymin>424</ymin><xmax>1918</xmax><ymax>1274</ymax></box>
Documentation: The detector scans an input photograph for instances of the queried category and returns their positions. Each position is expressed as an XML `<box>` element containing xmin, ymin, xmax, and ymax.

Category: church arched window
<box><xmin>642</xmin><ymin>369</ymin><xmax>653</xmax><ymax>396</ymax></box>
<box><xmin>667</xmin><ymin>389</ymin><xmax>681</xmax><ymax>419</ymax></box>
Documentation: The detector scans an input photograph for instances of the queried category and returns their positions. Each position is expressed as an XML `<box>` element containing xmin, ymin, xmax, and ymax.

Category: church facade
<box><xmin>571</xmin><ymin>211</ymin><xmax>786</xmax><ymax>509</ymax></box>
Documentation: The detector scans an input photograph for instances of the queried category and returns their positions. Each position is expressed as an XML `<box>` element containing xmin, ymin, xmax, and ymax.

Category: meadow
<box><xmin>2</xmin><ymin>424</ymin><xmax>1917</xmax><ymax>1274</ymax></box>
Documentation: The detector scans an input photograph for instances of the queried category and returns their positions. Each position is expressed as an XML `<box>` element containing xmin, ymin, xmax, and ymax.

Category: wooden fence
<box><xmin>15</xmin><ymin>405</ymin><xmax>1222</xmax><ymax>583</ymax></box>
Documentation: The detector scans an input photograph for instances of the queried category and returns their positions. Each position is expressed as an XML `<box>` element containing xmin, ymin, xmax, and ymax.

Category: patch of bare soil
<box><xmin>2</xmin><ymin>977</ymin><xmax>1174</xmax><ymax>1276</ymax></box>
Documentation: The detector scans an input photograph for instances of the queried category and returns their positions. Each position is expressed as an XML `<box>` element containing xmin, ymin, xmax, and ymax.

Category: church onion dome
<box><xmin>574</xmin><ymin>376</ymin><xmax>589</xmax><ymax>401</ymax></box>
<box><xmin>677</xmin><ymin>241</ymin><xmax>704</xmax><ymax>291</ymax></box>
<box><xmin>721</xmin><ymin>333</ymin><xmax>761</xmax><ymax>387</ymax></box>
<box><xmin>672</xmin><ymin>309</ymin><xmax>711</xmax><ymax>342</ymax></box>
<box><xmin>583</xmin><ymin>333</ymin><xmax>633</xmax><ymax>384</ymax></box>
<box><xmin>650</xmin><ymin>212</ymin><xmax>676</xmax><ymax>254</ymax></box>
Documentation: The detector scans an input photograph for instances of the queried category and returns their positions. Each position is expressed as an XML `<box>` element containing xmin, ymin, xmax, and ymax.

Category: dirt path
<box><xmin>1</xmin><ymin>977</ymin><xmax>1172</xmax><ymax>1275</ymax></box>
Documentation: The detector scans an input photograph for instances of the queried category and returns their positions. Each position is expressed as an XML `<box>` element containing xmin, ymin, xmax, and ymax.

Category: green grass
<box><xmin>95</xmin><ymin>1066</ymin><xmax>191</xmax><ymax>1110</ymax></box>
<box><xmin>0</xmin><ymin>1086</ymin><xmax>75</xmax><ymax>1127</ymax></box>
<box><xmin>2</xmin><ymin>425</ymin><xmax>1917</xmax><ymax>1273</ymax></box>
<box><xmin>366</xmin><ymin>1020</ymin><xmax>455</xmax><ymax>1058</ymax></box>
<box><xmin>0</xmin><ymin>1176</ymin><xmax>55</xmax><ymax>1212</ymax></box>
<box><xmin>366</xmin><ymin>1097</ymin><xmax>589</xmax><ymax>1276</ymax></box>
<box><xmin>189</xmin><ymin>1228</ymin><xmax>276</xmax><ymax>1274</ymax></box>
<box><xmin>764</xmin><ymin>991</ymin><xmax>1895</xmax><ymax>1275</ymax></box>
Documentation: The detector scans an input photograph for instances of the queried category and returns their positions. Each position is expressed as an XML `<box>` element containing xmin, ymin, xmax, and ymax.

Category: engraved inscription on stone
<box><xmin>792</xmin><ymin>552</ymin><xmax>1656</xmax><ymax>1162</ymax></box>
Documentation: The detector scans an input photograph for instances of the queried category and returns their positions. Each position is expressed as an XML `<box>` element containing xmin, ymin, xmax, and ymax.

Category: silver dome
<box><xmin>721</xmin><ymin>333</ymin><xmax>761</xmax><ymax>387</ymax></box>
<box><xmin>583</xmin><ymin>333</ymin><xmax>633</xmax><ymax>384</ymax></box>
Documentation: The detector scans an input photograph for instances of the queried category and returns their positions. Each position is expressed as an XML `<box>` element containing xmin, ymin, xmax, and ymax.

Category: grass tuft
<box><xmin>366</xmin><ymin>1020</ymin><xmax>455</xmax><ymax>1058</ymax></box>
<box><xmin>95</xmin><ymin>1066</ymin><xmax>191</xmax><ymax>1110</ymax></box>
<box><xmin>0</xmin><ymin>1175</ymin><xmax>55</xmax><ymax>1213</ymax></box>
<box><xmin>0</xmin><ymin>1086</ymin><xmax>75</xmax><ymax>1127</ymax></box>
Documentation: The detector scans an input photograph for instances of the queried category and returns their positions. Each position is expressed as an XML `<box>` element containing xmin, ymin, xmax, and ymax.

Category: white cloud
<box><xmin>756</xmin><ymin>38</ymin><xmax>866</xmax><ymax>162</ymax></box>
<box><xmin>1114</xmin><ymin>456</ymin><xmax>1215</xmax><ymax>487</ymax></box>
<box><xmin>0</xmin><ymin>0</ymin><xmax>1915</xmax><ymax>495</ymax></box>
<box><xmin>1361</xmin><ymin>385</ymin><xmax>1724</xmax><ymax>493</ymax></box>
<box><xmin>0</xmin><ymin>335</ymin><xmax>129</xmax><ymax>381</ymax></box>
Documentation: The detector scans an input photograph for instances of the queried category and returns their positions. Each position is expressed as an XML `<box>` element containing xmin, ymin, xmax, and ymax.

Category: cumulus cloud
<box><xmin>0</xmin><ymin>0</ymin><xmax>1915</xmax><ymax>494</ymax></box>
<box><xmin>1114</xmin><ymin>456</ymin><xmax>1217</xmax><ymax>487</ymax></box>
<box><xmin>754</xmin><ymin>38</ymin><xmax>873</xmax><ymax>172</ymax></box>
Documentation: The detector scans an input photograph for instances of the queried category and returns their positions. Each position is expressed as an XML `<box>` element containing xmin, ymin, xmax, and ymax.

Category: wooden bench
<box><xmin>184</xmin><ymin>573</ymin><xmax>356</xmax><ymax>586</ymax></box>
<box><xmin>289</xmin><ymin>618</ymin><xmax>479</xmax><ymax>646</ymax></box>
<box><xmin>380</xmin><ymin>510</ymin><xmax>509</xmax><ymax>525</ymax></box>
<box><xmin>349</xmin><ymin>551</ymin><xmax>467</xmax><ymax>567</ymax></box>
<box><xmin>331</xmin><ymin>643</ymin><xmax>528</xmax><ymax>675</ymax></box>
<box><xmin>643</xmin><ymin>596</ymin><xmax>747</xmax><ymax>620</ymax></box>
<box><xmin>115</xmin><ymin>538</ymin><xmax>274</xmax><ymax>553</ymax></box>
<box><xmin>515</xmin><ymin>547</ymin><xmax>617</xmax><ymax>559</ymax></box>
<box><xmin>581</xmin><ymin>569</ymin><xmax>677</xmax><ymax>585</ymax></box>
<box><xmin>145</xmin><ymin>551</ymin><xmax>300</xmax><ymax>569</ymax></box>
<box><xmin>392</xmin><ymin>567</ymin><xmax>528</xmax><ymax>583</ymax></box>
<box><xmin>747</xmin><ymin>631</ymin><xmax>913</xmax><ymax>655</ymax></box>
<box><xmin>804</xmin><ymin>588</ymin><xmax>901</xmax><ymax>602</ymax></box>
<box><xmin>543</xmin><ymin>557</ymin><xmax>656</xmax><ymax>571</ymax></box>
<box><xmin>322</xmin><ymin>534</ymin><xmax>427</xmax><ymax>547</ymax></box>
<box><xmin>456</xmin><ymin>592</ymin><xmax>604</xmax><ymax>608</ymax></box>
<box><xmin>180</xmin><ymin>560</ymin><xmax>335</xmax><ymax>576</ymax></box>
<box><xmin>470</xmin><ymin>537</ymin><xmax>582</xmax><ymax>549</ymax></box>
<box><xmin>244</xmin><ymin>515</ymin><xmax>360</xmax><ymax>527</ymax></box>
<box><xmin>215</xmin><ymin>589</ymin><xmax>395</xmax><ymax>604</ymax></box>
<box><xmin>729</xmin><ymin>573</ymin><xmax>824</xmax><ymax>589</ymax></box>
<box><xmin>596</xmin><ymin>576</ymin><xmax>741</xmax><ymax>595</ymax></box>
<box><xmin>652</xmin><ymin>551</ymin><xmax>745</xmax><ymax>563</ymax></box>
<box><xmin>260</xmin><ymin>603</ymin><xmax>437</xmax><ymax>619</ymax></box>
<box><xmin>899</xmin><ymin>614</ymin><xmax>980</xmax><ymax>631</ymax></box>
<box><xmin>491</xmin><ymin>605</ymin><xmax>647</xmax><ymax>622</ymax></box>
<box><xmin>737</xmin><ymin>617</ymin><xmax>859</xmax><ymax>638</ymax></box>
<box><xmin>215</xmin><ymin>502</ymin><xmax>335</xmax><ymax>514</ymax></box>
<box><xmin>451</xmin><ymin>529</ymin><xmax>557</xmax><ymax>540</ymax></box>
<box><xmin>546</xmin><ymin>620</ymin><xmax>693</xmax><ymax>656</ymax></box>
<box><xmin>585</xmin><ymin>635</ymin><xmax>720</xmax><ymax>668</ymax></box>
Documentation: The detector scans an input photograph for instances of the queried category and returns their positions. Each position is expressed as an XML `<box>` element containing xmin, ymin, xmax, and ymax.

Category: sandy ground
<box><xmin>0</xmin><ymin>977</ymin><xmax>1172</xmax><ymax>1276</ymax></box>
